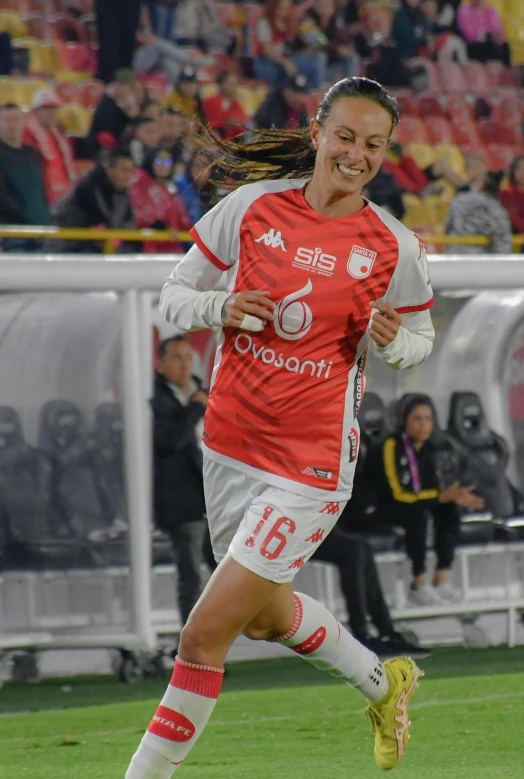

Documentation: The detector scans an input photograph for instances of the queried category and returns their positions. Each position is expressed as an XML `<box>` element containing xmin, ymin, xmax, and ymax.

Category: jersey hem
<box><xmin>202</xmin><ymin>443</ymin><xmax>354</xmax><ymax>501</ymax></box>
<box><xmin>396</xmin><ymin>296</ymin><xmax>434</xmax><ymax>314</ymax></box>
<box><xmin>190</xmin><ymin>227</ymin><xmax>230</xmax><ymax>272</ymax></box>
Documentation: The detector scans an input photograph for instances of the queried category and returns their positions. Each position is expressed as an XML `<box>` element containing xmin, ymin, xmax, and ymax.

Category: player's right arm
<box><xmin>159</xmin><ymin>187</ymin><xmax>274</xmax><ymax>331</ymax></box>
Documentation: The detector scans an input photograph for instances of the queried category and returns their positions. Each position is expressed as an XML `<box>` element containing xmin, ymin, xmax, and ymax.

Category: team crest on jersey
<box><xmin>347</xmin><ymin>245</ymin><xmax>377</xmax><ymax>279</ymax></box>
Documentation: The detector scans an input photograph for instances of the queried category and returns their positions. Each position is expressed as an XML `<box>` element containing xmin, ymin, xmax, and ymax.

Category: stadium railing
<box><xmin>0</xmin><ymin>254</ymin><xmax>524</xmax><ymax>660</ymax></box>
<box><xmin>0</xmin><ymin>226</ymin><xmax>523</xmax><ymax>252</ymax></box>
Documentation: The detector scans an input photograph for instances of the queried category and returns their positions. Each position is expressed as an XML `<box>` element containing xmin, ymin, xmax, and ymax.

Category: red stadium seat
<box><xmin>80</xmin><ymin>80</ymin><xmax>105</xmax><ymax>107</ymax></box>
<box><xmin>79</xmin><ymin>14</ymin><xmax>96</xmax><ymax>46</ymax></box>
<box><xmin>409</xmin><ymin>58</ymin><xmax>442</xmax><ymax>91</ymax></box>
<box><xmin>478</xmin><ymin>120</ymin><xmax>505</xmax><ymax>145</ymax></box>
<box><xmin>392</xmin><ymin>116</ymin><xmax>429</xmax><ymax>145</ymax></box>
<box><xmin>22</xmin><ymin>14</ymin><xmax>50</xmax><ymax>40</ymax></box>
<box><xmin>424</xmin><ymin>116</ymin><xmax>455</xmax><ymax>144</ymax></box>
<box><xmin>451</xmin><ymin>118</ymin><xmax>482</xmax><ymax>148</ymax></box>
<box><xmin>56</xmin><ymin>80</ymin><xmax>83</xmax><ymax>104</ymax></box>
<box><xmin>485</xmin><ymin>144</ymin><xmax>516</xmax><ymax>171</ymax></box>
<box><xmin>394</xmin><ymin>90</ymin><xmax>420</xmax><ymax>117</ymax></box>
<box><xmin>495</xmin><ymin>95</ymin><xmax>522</xmax><ymax>124</ymax></box>
<box><xmin>485</xmin><ymin>60</ymin><xmax>514</xmax><ymax>87</ymax></box>
<box><xmin>48</xmin><ymin>15</ymin><xmax>86</xmax><ymax>43</ymax></box>
<box><xmin>462</xmin><ymin>61</ymin><xmax>491</xmax><ymax>94</ymax></box>
<box><xmin>2</xmin><ymin>0</ymin><xmax>22</xmax><ymax>10</ymax></box>
<box><xmin>417</xmin><ymin>94</ymin><xmax>445</xmax><ymax>117</ymax></box>
<box><xmin>446</xmin><ymin>94</ymin><xmax>473</xmax><ymax>121</ymax></box>
<box><xmin>26</xmin><ymin>0</ymin><xmax>54</xmax><ymax>13</ymax></box>
<box><xmin>438</xmin><ymin>60</ymin><xmax>468</xmax><ymax>92</ymax></box>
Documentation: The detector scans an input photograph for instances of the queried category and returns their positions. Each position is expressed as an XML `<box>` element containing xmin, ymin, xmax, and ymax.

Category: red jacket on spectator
<box><xmin>500</xmin><ymin>186</ymin><xmax>524</xmax><ymax>234</ymax></box>
<box><xmin>202</xmin><ymin>94</ymin><xmax>247</xmax><ymax>140</ymax></box>
<box><xmin>23</xmin><ymin>115</ymin><xmax>76</xmax><ymax>204</ymax></box>
<box><xmin>130</xmin><ymin>169</ymin><xmax>192</xmax><ymax>254</ymax></box>
<box><xmin>382</xmin><ymin>154</ymin><xmax>429</xmax><ymax>195</ymax></box>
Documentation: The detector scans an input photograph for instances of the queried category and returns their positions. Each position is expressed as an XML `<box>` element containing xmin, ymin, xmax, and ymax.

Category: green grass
<box><xmin>1</xmin><ymin>648</ymin><xmax>524</xmax><ymax>778</ymax></box>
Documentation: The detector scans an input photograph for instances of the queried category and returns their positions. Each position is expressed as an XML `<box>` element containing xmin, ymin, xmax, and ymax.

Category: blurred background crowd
<box><xmin>0</xmin><ymin>0</ymin><xmax>523</xmax><ymax>254</ymax></box>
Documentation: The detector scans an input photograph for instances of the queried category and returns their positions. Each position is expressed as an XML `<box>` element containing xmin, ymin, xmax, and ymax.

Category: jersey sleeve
<box><xmin>189</xmin><ymin>186</ymin><xmax>246</xmax><ymax>272</ymax></box>
<box><xmin>384</xmin><ymin>231</ymin><xmax>434</xmax><ymax>314</ymax></box>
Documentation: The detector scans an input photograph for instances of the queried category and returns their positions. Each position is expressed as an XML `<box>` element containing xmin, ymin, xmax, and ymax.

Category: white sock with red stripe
<box><xmin>274</xmin><ymin>592</ymin><xmax>389</xmax><ymax>701</ymax></box>
<box><xmin>125</xmin><ymin>658</ymin><xmax>224</xmax><ymax>778</ymax></box>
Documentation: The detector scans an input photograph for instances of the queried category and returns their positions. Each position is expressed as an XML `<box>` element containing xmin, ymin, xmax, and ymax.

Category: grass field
<box><xmin>1</xmin><ymin>647</ymin><xmax>524</xmax><ymax>779</ymax></box>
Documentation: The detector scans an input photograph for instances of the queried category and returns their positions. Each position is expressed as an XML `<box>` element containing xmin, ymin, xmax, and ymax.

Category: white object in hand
<box><xmin>240</xmin><ymin>314</ymin><xmax>265</xmax><ymax>332</ymax></box>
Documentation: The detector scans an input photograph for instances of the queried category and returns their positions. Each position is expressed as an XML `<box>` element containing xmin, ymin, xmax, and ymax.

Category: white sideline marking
<box><xmin>0</xmin><ymin>690</ymin><xmax>522</xmax><ymax>745</ymax></box>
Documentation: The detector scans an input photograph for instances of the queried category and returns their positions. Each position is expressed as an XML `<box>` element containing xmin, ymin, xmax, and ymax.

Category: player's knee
<box><xmin>178</xmin><ymin>621</ymin><xmax>218</xmax><ymax>663</ymax></box>
<box><xmin>242</xmin><ymin>620</ymin><xmax>284</xmax><ymax>642</ymax></box>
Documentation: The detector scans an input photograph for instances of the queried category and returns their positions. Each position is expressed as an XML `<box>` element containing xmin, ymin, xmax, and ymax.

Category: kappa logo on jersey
<box><xmin>293</xmin><ymin>246</ymin><xmax>337</xmax><ymax>277</ymax></box>
<box><xmin>255</xmin><ymin>228</ymin><xmax>286</xmax><ymax>251</ymax></box>
<box><xmin>273</xmin><ymin>279</ymin><xmax>313</xmax><ymax>341</ymax></box>
<box><xmin>347</xmin><ymin>245</ymin><xmax>377</xmax><ymax>279</ymax></box>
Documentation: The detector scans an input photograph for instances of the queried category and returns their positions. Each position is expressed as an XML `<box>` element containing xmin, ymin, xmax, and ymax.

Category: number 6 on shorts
<box><xmin>245</xmin><ymin>507</ymin><xmax>297</xmax><ymax>561</ymax></box>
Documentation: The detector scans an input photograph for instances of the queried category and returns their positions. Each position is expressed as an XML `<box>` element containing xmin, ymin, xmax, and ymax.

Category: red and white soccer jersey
<box><xmin>188</xmin><ymin>179</ymin><xmax>433</xmax><ymax>500</ymax></box>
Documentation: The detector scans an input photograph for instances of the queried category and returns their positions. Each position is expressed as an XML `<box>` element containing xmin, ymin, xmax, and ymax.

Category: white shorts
<box><xmin>203</xmin><ymin>458</ymin><xmax>348</xmax><ymax>583</ymax></box>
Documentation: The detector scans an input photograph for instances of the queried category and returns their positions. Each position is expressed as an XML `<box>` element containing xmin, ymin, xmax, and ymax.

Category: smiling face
<box><xmin>310</xmin><ymin>96</ymin><xmax>392</xmax><ymax>199</ymax></box>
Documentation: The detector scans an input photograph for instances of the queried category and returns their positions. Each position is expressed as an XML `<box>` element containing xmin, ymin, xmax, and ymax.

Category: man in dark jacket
<box><xmin>152</xmin><ymin>335</ymin><xmax>209</xmax><ymax>625</ymax></box>
<box><xmin>86</xmin><ymin>69</ymin><xmax>140</xmax><ymax>158</ymax></box>
<box><xmin>0</xmin><ymin>103</ymin><xmax>50</xmax><ymax>250</ymax></box>
<box><xmin>253</xmin><ymin>74</ymin><xmax>309</xmax><ymax>131</ymax></box>
<box><xmin>48</xmin><ymin>148</ymin><xmax>135</xmax><ymax>253</ymax></box>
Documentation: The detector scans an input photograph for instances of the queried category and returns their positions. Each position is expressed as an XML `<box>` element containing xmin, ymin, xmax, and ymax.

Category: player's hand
<box><xmin>369</xmin><ymin>301</ymin><xmax>402</xmax><ymax>347</ymax></box>
<box><xmin>222</xmin><ymin>290</ymin><xmax>275</xmax><ymax>330</ymax></box>
<box><xmin>438</xmin><ymin>482</ymin><xmax>462</xmax><ymax>503</ymax></box>
<box><xmin>191</xmin><ymin>390</ymin><xmax>208</xmax><ymax>407</ymax></box>
<box><xmin>454</xmin><ymin>484</ymin><xmax>485</xmax><ymax>510</ymax></box>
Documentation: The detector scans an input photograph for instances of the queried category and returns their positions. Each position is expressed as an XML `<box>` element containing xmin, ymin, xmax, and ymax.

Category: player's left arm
<box><xmin>370</xmin><ymin>233</ymin><xmax>435</xmax><ymax>370</ymax></box>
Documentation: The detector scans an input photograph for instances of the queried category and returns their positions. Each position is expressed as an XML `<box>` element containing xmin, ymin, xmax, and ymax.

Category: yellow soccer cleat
<box><xmin>365</xmin><ymin>656</ymin><xmax>424</xmax><ymax>771</ymax></box>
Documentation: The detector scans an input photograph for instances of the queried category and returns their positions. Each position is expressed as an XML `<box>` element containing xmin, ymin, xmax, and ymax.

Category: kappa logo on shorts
<box><xmin>305</xmin><ymin>528</ymin><xmax>324</xmax><ymax>544</ymax></box>
<box><xmin>302</xmin><ymin>466</ymin><xmax>334</xmax><ymax>479</ymax></box>
<box><xmin>320</xmin><ymin>502</ymin><xmax>340</xmax><ymax>515</ymax></box>
<box><xmin>289</xmin><ymin>556</ymin><xmax>305</xmax><ymax>570</ymax></box>
<box><xmin>347</xmin><ymin>245</ymin><xmax>377</xmax><ymax>279</ymax></box>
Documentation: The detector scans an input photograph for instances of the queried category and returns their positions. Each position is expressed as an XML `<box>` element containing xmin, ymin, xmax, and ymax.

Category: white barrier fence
<box><xmin>0</xmin><ymin>254</ymin><xmax>523</xmax><ymax>667</ymax></box>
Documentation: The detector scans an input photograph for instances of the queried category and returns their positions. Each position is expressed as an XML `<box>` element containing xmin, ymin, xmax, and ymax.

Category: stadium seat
<box><xmin>438</xmin><ymin>60</ymin><xmax>468</xmax><ymax>92</ymax></box>
<box><xmin>462</xmin><ymin>61</ymin><xmax>491</xmax><ymax>94</ymax></box>
<box><xmin>393</xmin><ymin>116</ymin><xmax>429</xmax><ymax>146</ymax></box>
<box><xmin>22</xmin><ymin>13</ymin><xmax>49</xmax><ymax>40</ymax></box>
<box><xmin>451</xmin><ymin>119</ymin><xmax>482</xmax><ymax>149</ymax></box>
<box><xmin>0</xmin><ymin>11</ymin><xmax>28</xmax><ymax>38</ymax></box>
<box><xmin>485</xmin><ymin>60</ymin><xmax>514</xmax><ymax>87</ymax></box>
<box><xmin>434</xmin><ymin>144</ymin><xmax>467</xmax><ymax>178</ymax></box>
<box><xmin>81</xmin><ymin>80</ymin><xmax>105</xmax><ymax>108</ymax></box>
<box><xmin>402</xmin><ymin>194</ymin><xmax>429</xmax><ymax>229</ymax></box>
<box><xmin>59</xmin><ymin>104</ymin><xmax>91</xmax><ymax>135</ymax></box>
<box><xmin>408</xmin><ymin>57</ymin><xmax>442</xmax><ymax>91</ymax></box>
<box><xmin>446</xmin><ymin>94</ymin><xmax>473</xmax><ymax>121</ymax></box>
<box><xmin>1</xmin><ymin>0</ymin><xmax>22</xmax><ymax>10</ymax></box>
<box><xmin>56</xmin><ymin>80</ymin><xmax>82</xmax><ymax>104</ymax></box>
<box><xmin>494</xmin><ymin>95</ymin><xmax>522</xmax><ymax>124</ymax></box>
<box><xmin>404</xmin><ymin>143</ymin><xmax>436</xmax><ymax>169</ymax></box>
<box><xmin>92</xmin><ymin>403</ymin><xmax>126</xmax><ymax>527</ymax></box>
<box><xmin>478</xmin><ymin>119</ymin><xmax>506</xmax><ymax>145</ymax></box>
<box><xmin>48</xmin><ymin>14</ymin><xmax>86</xmax><ymax>43</ymax></box>
<box><xmin>424</xmin><ymin>195</ymin><xmax>450</xmax><ymax>230</ymax></box>
<box><xmin>424</xmin><ymin>116</ymin><xmax>455</xmax><ymax>145</ymax></box>
<box><xmin>394</xmin><ymin>91</ymin><xmax>419</xmax><ymax>117</ymax></box>
<box><xmin>485</xmin><ymin>143</ymin><xmax>515</xmax><ymax>172</ymax></box>
<box><xmin>79</xmin><ymin>14</ymin><xmax>97</xmax><ymax>46</ymax></box>
<box><xmin>417</xmin><ymin>94</ymin><xmax>445</xmax><ymax>118</ymax></box>
<box><xmin>237</xmin><ymin>84</ymin><xmax>267</xmax><ymax>115</ymax></box>
<box><xmin>0</xmin><ymin>78</ymin><xmax>26</xmax><ymax>105</ymax></box>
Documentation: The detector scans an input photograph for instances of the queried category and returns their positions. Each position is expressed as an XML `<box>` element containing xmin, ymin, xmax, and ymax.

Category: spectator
<box><xmin>446</xmin><ymin>170</ymin><xmax>513</xmax><ymax>254</ymax></box>
<box><xmin>174</xmin><ymin>149</ymin><xmax>215</xmax><ymax>224</ymax></box>
<box><xmin>86</xmin><ymin>69</ymin><xmax>140</xmax><ymax>158</ymax></box>
<box><xmin>48</xmin><ymin>148</ymin><xmax>135</xmax><ymax>253</ymax></box>
<box><xmin>436</xmin><ymin>0</ymin><xmax>461</xmax><ymax>29</ymax></box>
<box><xmin>500</xmin><ymin>156</ymin><xmax>524</xmax><ymax>235</ymax></box>
<box><xmin>383</xmin><ymin>141</ymin><xmax>465</xmax><ymax>195</ymax></box>
<box><xmin>367</xmin><ymin>395</ymin><xmax>483</xmax><ymax>605</ymax></box>
<box><xmin>130</xmin><ymin>147</ymin><xmax>192</xmax><ymax>253</ymax></box>
<box><xmin>312</xmin><ymin>524</ymin><xmax>430</xmax><ymax>658</ymax></box>
<box><xmin>134</xmin><ymin>19</ymin><xmax>213</xmax><ymax>83</ymax></box>
<box><xmin>253</xmin><ymin>0</ymin><xmax>326</xmax><ymax>89</ymax></box>
<box><xmin>22</xmin><ymin>89</ymin><xmax>76</xmax><ymax>206</ymax></box>
<box><xmin>152</xmin><ymin>336</ymin><xmax>209</xmax><ymax>626</ymax></box>
<box><xmin>337</xmin><ymin>0</ymin><xmax>371</xmax><ymax>59</ymax></box>
<box><xmin>165</xmin><ymin>65</ymin><xmax>203</xmax><ymax>119</ymax></box>
<box><xmin>392</xmin><ymin>0</ymin><xmax>427</xmax><ymax>61</ymax></box>
<box><xmin>420</xmin><ymin>0</ymin><xmax>468</xmax><ymax>63</ymax></box>
<box><xmin>95</xmin><ymin>0</ymin><xmax>142</xmax><ymax>82</ymax></box>
<box><xmin>160</xmin><ymin>108</ymin><xmax>188</xmax><ymax>167</ymax></box>
<box><xmin>0</xmin><ymin>103</ymin><xmax>50</xmax><ymax>249</ymax></box>
<box><xmin>127</xmin><ymin>117</ymin><xmax>163</xmax><ymax>167</ymax></box>
<box><xmin>253</xmin><ymin>73</ymin><xmax>309</xmax><ymax>130</ymax></box>
<box><xmin>146</xmin><ymin>0</ymin><xmax>179</xmax><ymax>40</ymax></box>
<box><xmin>304</xmin><ymin>0</ymin><xmax>360</xmax><ymax>80</ymax></box>
<box><xmin>461</xmin><ymin>151</ymin><xmax>489</xmax><ymax>192</ymax></box>
<box><xmin>141</xmin><ymin>101</ymin><xmax>163</xmax><ymax>123</ymax></box>
<box><xmin>174</xmin><ymin>0</ymin><xmax>237</xmax><ymax>54</ymax></box>
<box><xmin>456</xmin><ymin>0</ymin><xmax>510</xmax><ymax>66</ymax></box>
<box><xmin>362</xmin><ymin>168</ymin><xmax>405</xmax><ymax>221</ymax></box>
<box><xmin>202</xmin><ymin>70</ymin><xmax>248</xmax><ymax>140</ymax></box>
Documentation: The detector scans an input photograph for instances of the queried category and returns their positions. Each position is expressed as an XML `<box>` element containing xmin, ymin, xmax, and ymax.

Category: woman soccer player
<box><xmin>126</xmin><ymin>77</ymin><xmax>435</xmax><ymax>778</ymax></box>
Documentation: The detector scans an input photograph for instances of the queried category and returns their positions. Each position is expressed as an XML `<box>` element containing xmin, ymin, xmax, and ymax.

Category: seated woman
<box><xmin>367</xmin><ymin>395</ymin><xmax>484</xmax><ymax>606</ymax></box>
<box><xmin>500</xmin><ymin>156</ymin><xmax>524</xmax><ymax>235</ymax></box>
<box><xmin>130</xmin><ymin>147</ymin><xmax>192</xmax><ymax>254</ymax></box>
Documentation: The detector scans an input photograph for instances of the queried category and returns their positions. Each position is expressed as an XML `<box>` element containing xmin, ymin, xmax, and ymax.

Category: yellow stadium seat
<box><xmin>511</xmin><ymin>44</ymin><xmax>524</xmax><ymax>64</ymax></box>
<box><xmin>59</xmin><ymin>105</ymin><xmax>91</xmax><ymax>135</ymax></box>
<box><xmin>12</xmin><ymin>38</ymin><xmax>49</xmax><ymax>74</ymax></box>
<box><xmin>402</xmin><ymin>194</ymin><xmax>429</xmax><ymax>229</ymax></box>
<box><xmin>20</xmin><ymin>79</ymin><xmax>50</xmax><ymax>107</ymax></box>
<box><xmin>504</xmin><ymin>0</ymin><xmax>524</xmax><ymax>20</ymax></box>
<box><xmin>434</xmin><ymin>144</ymin><xmax>466</xmax><ymax>178</ymax></box>
<box><xmin>200</xmin><ymin>84</ymin><xmax>218</xmax><ymax>99</ymax></box>
<box><xmin>424</xmin><ymin>195</ymin><xmax>450</xmax><ymax>231</ymax></box>
<box><xmin>0</xmin><ymin>11</ymin><xmax>28</xmax><ymax>38</ymax></box>
<box><xmin>237</xmin><ymin>85</ymin><xmax>267</xmax><ymax>115</ymax></box>
<box><xmin>405</xmin><ymin>143</ymin><xmax>436</xmax><ymax>170</ymax></box>
<box><xmin>0</xmin><ymin>78</ymin><xmax>25</xmax><ymax>106</ymax></box>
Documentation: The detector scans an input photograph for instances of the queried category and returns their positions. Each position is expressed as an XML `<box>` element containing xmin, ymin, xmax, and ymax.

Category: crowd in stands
<box><xmin>0</xmin><ymin>0</ymin><xmax>523</xmax><ymax>252</ymax></box>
